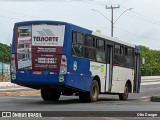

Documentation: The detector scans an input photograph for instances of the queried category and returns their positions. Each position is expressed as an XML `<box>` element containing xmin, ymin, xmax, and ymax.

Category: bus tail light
<box><xmin>11</xmin><ymin>56</ymin><xmax>15</xmax><ymax>61</ymax></box>
<box><xmin>60</xmin><ymin>55</ymin><xmax>67</xmax><ymax>74</ymax></box>
<box><xmin>11</xmin><ymin>54</ymin><xmax>16</xmax><ymax>74</ymax></box>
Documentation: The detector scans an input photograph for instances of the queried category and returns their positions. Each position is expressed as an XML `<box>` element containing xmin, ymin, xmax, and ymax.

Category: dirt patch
<box><xmin>0</xmin><ymin>90</ymin><xmax>40</xmax><ymax>96</ymax></box>
<box><xmin>0</xmin><ymin>86</ymin><xmax>24</xmax><ymax>89</ymax></box>
<box><xmin>0</xmin><ymin>75</ymin><xmax>10</xmax><ymax>82</ymax></box>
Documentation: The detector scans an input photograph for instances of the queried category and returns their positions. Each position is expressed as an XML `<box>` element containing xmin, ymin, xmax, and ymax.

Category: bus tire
<box><xmin>41</xmin><ymin>88</ymin><xmax>61</xmax><ymax>101</ymax></box>
<box><xmin>79</xmin><ymin>80</ymin><xmax>99</xmax><ymax>103</ymax></box>
<box><xmin>119</xmin><ymin>84</ymin><xmax>129</xmax><ymax>101</ymax></box>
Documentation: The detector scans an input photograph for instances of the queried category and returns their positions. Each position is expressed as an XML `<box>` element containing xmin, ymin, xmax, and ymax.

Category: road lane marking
<box><xmin>142</xmin><ymin>79</ymin><xmax>160</xmax><ymax>82</ymax></box>
<box><xmin>141</xmin><ymin>96</ymin><xmax>150</xmax><ymax>99</ymax></box>
<box><xmin>0</xmin><ymin>96</ymin><xmax>40</xmax><ymax>99</ymax></box>
<box><xmin>0</xmin><ymin>88</ymin><xmax>32</xmax><ymax>91</ymax></box>
<box><xmin>141</xmin><ymin>81</ymin><xmax>160</xmax><ymax>85</ymax></box>
<box><xmin>0</xmin><ymin>90</ymin><xmax>40</xmax><ymax>96</ymax></box>
<box><xmin>0</xmin><ymin>82</ymin><xmax>18</xmax><ymax>86</ymax></box>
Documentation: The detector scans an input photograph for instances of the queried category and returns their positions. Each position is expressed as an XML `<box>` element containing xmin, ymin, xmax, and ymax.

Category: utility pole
<box><xmin>106</xmin><ymin>5</ymin><xmax>120</xmax><ymax>37</ymax></box>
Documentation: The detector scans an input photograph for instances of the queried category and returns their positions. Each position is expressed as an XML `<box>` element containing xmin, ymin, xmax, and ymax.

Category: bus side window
<box><xmin>96</xmin><ymin>39</ymin><xmax>105</xmax><ymax>63</ymax></box>
<box><xmin>114</xmin><ymin>44</ymin><xmax>120</xmax><ymax>54</ymax></box>
<box><xmin>114</xmin><ymin>44</ymin><xmax>120</xmax><ymax>65</ymax></box>
<box><xmin>77</xmin><ymin>32</ymin><xmax>84</xmax><ymax>45</ymax></box>
<box><xmin>96</xmin><ymin>51</ymin><xmax>105</xmax><ymax>63</ymax></box>
<box><xmin>72</xmin><ymin>31</ymin><xmax>84</xmax><ymax>57</ymax></box>
<box><xmin>85</xmin><ymin>47</ymin><xmax>95</xmax><ymax>60</ymax></box>
<box><xmin>128</xmin><ymin>48</ymin><xmax>133</xmax><ymax>57</ymax></box>
<box><xmin>72</xmin><ymin>31</ymin><xmax>77</xmax><ymax>44</ymax></box>
<box><xmin>85</xmin><ymin>35</ymin><xmax>94</xmax><ymax>47</ymax></box>
<box><xmin>84</xmin><ymin>35</ymin><xmax>95</xmax><ymax>60</ymax></box>
<box><xmin>127</xmin><ymin>48</ymin><xmax>134</xmax><ymax>68</ymax></box>
<box><xmin>125</xmin><ymin>47</ymin><xmax>128</xmax><ymax>56</ymax></box>
<box><xmin>124</xmin><ymin>47</ymin><xmax>134</xmax><ymax>68</ymax></box>
<box><xmin>72</xmin><ymin>44</ymin><xmax>84</xmax><ymax>57</ymax></box>
<box><xmin>114</xmin><ymin>44</ymin><xmax>125</xmax><ymax>66</ymax></box>
<box><xmin>120</xmin><ymin>46</ymin><xmax>124</xmax><ymax>55</ymax></box>
<box><xmin>98</xmin><ymin>39</ymin><xmax>105</xmax><ymax>50</ymax></box>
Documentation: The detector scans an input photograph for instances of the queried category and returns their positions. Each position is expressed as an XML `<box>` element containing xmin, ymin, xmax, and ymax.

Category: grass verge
<box><xmin>151</xmin><ymin>95</ymin><xmax>160</xmax><ymax>102</ymax></box>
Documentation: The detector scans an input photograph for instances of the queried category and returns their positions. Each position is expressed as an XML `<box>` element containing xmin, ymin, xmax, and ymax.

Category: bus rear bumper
<box><xmin>11</xmin><ymin>72</ymin><xmax>92</xmax><ymax>92</ymax></box>
<box><xmin>11</xmin><ymin>73</ymin><xmax>65</xmax><ymax>87</ymax></box>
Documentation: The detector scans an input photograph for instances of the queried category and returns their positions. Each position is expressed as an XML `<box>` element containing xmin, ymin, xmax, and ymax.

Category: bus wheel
<box><xmin>41</xmin><ymin>88</ymin><xmax>61</xmax><ymax>101</ymax></box>
<box><xmin>79</xmin><ymin>80</ymin><xmax>99</xmax><ymax>103</ymax></box>
<box><xmin>119</xmin><ymin>84</ymin><xmax>129</xmax><ymax>101</ymax></box>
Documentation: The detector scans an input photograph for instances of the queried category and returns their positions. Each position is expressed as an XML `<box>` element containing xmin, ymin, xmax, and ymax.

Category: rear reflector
<box><xmin>32</xmin><ymin>71</ymin><xmax>42</xmax><ymax>75</ymax></box>
<box><xmin>62</xmin><ymin>58</ymin><xmax>66</xmax><ymax>62</ymax></box>
<box><xmin>11</xmin><ymin>54</ymin><xmax>16</xmax><ymax>74</ymax></box>
<box><xmin>18</xmin><ymin>71</ymin><xmax>25</xmax><ymax>74</ymax></box>
<box><xmin>50</xmin><ymin>72</ymin><xmax>58</xmax><ymax>75</ymax></box>
<box><xmin>11</xmin><ymin>57</ymin><xmax>15</xmax><ymax>61</ymax></box>
<box><xmin>67</xmin><ymin>72</ymin><xmax>71</xmax><ymax>74</ymax></box>
<box><xmin>60</xmin><ymin>55</ymin><xmax>67</xmax><ymax>74</ymax></box>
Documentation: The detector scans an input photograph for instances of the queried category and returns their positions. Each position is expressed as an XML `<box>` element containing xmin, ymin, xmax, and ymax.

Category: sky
<box><xmin>0</xmin><ymin>0</ymin><xmax>160</xmax><ymax>50</ymax></box>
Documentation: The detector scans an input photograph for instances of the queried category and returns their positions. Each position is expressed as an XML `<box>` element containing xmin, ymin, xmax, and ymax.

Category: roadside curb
<box><xmin>151</xmin><ymin>96</ymin><xmax>160</xmax><ymax>102</ymax></box>
<box><xmin>136</xmin><ymin>97</ymin><xmax>151</xmax><ymax>102</ymax></box>
<box><xmin>0</xmin><ymin>90</ymin><xmax>40</xmax><ymax>96</ymax></box>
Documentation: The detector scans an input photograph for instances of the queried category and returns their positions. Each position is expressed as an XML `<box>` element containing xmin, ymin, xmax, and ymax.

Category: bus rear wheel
<box><xmin>41</xmin><ymin>88</ymin><xmax>61</xmax><ymax>101</ymax></box>
<box><xmin>119</xmin><ymin>84</ymin><xmax>129</xmax><ymax>101</ymax></box>
<box><xmin>79</xmin><ymin>80</ymin><xmax>99</xmax><ymax>103</ymax></box>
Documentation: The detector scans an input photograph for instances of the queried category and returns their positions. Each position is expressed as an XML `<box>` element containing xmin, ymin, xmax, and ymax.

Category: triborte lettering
<box><xmin>33</xmin><ymin>37</ymin><xmax>58</xmax><ymax>42</ymax></box>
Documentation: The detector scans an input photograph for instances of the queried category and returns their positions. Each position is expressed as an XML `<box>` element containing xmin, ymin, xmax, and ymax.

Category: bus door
<box><xmin>133</xmin><ymin>51</ymin><xmax>141</xmax><ymax>93</ymax></box>
<box><xmin>105</xmin><ymin>45</ymin><xmax>113</xmax><ymax>92</ymax></box>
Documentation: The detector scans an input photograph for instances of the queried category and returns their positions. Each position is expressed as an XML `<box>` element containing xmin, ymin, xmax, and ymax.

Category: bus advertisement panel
<box><xmin>16</xmin><ymin>24</ymin><xmax>65</xmax><ymax>70</ymax></box>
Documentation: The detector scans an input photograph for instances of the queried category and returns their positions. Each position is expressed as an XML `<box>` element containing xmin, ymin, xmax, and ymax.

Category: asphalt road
<box><xmin>0</xmin><ymin>79</ymin><xmax>160</xmax><ymax>118</ymax></box>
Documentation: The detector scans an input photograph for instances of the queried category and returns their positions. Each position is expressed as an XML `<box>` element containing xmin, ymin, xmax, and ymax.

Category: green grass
<box><xmin>151</xmin><ymin>96</ymin><xmax>160</xmax><ymax>98</ymax></box>
<box><xmin>151</xmin><ymin>95</ymin><xmax>160</xmax><ymax>102</ymax></box>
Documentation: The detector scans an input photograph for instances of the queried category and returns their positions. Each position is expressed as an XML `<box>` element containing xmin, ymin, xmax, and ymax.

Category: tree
<box><xmin>0</xmin><ymin>43</ymin><xmax>11</xmax><ymax>63</ymax></box>
<box><xmin>139</xmin><ymin>45</ymin><xmax>160</xmax><ymax>76</ymax></box>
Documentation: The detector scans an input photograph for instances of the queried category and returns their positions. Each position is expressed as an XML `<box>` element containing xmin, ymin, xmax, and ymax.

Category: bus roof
<box><xmin>15</xmin><ymin>20</ymin><xmax>136</xmax><ymax>48</ymax></box>
<box><xmin>15</xmin><ymin>20</ymin><xmax>69</xmax><ymax>26</ymax></box>
<box><xmin>92</xmin><ymin>31</ymin><xmax>135</xmax><ymax>48</ymax></box>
